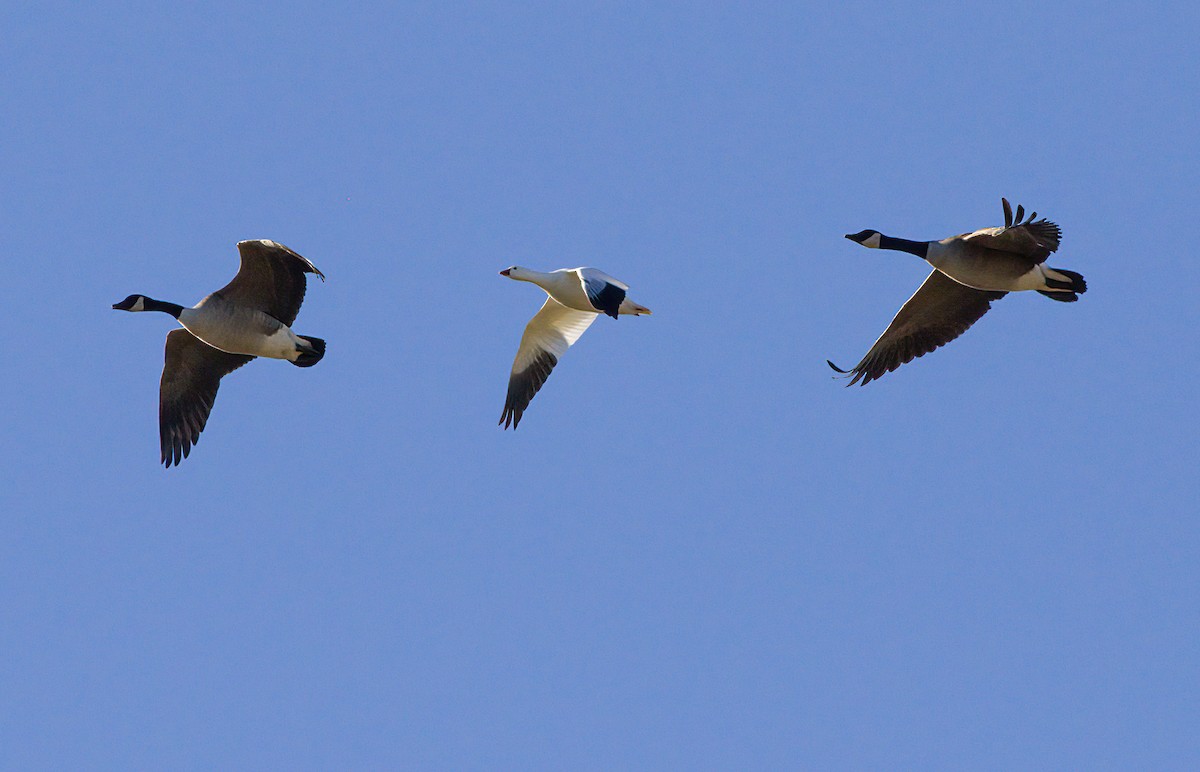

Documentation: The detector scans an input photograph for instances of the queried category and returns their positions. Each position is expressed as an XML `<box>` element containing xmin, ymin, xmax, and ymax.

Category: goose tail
<box><xmin>292</xmin><ymin>336</ymin><xmax>326</xmax><ymax>367</ymax></box>
<box><xmin>618</xmin><ymin>299</ymin><xmax>652</xmax><ymax>316</ymax></box>
<box><xmin>1038</xmin><ymin>268</ymin><xmax>1087</xmax><ymax>303</ymax></box>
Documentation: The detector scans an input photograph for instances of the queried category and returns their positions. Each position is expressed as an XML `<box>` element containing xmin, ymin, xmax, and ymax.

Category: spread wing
<box><xmin>960</xmin><ymin>198</ymin><xmax>1061</xmax><ymax>262</ymax></box>
<box><xmin>828</xmin><ymin>270</ymin><xmax>1006</xmax><ymax>386</ymax></box>
<box><xmin>577</xmin><ymin>268</ymin><xmax>628</xmax><ymax>319</ymax></box>
<box><xmin>215</xmin><ymin>240</ymin><xmax>325</xmax><ymax>326</ymax></box>
<box><xmin>159</xmin><ymin>329</ymin><xmax>254</xmax><ymax>467</ymax></box>
<box><xmin>500</xmin><ymin>298</ymin><xmax>598</xmax><ymax>429</ymax></box>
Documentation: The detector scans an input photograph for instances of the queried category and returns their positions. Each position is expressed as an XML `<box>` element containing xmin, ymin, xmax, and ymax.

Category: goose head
<box><xmin>499</xmin><ymin>266</ymin><xmax>526</xmax><ymax>280</ymax></box>
<box><xmin>113</xmin><ymin>294</ymin><xmax>150</xmax><ymax>312</ymax></box>
<box><xmin>845</xmin><ymin>230</ymin><xmax>883</xmax><ymax>249</ymax></box>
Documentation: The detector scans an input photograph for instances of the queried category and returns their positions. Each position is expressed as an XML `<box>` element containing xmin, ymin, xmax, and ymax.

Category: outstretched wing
<box><xmin>215</xmin><ymin>240</ymin><xmax>325</xmax><ymax>325</ymax></box>
<box><xmin>500</xmin><ymin>298</ymin><xmax>598</xmax><ymax>429</ymax></box>
<box><xmin>960</xmin><ymin>198</ymin><xmax>1061</xmax><ymax>262</ymax></box>
<box><xmin>828</xmin><ymin>270</ymin><xmax>1006</xmax><ymax>386</ymax></box>
<box><xmin>159</xmin><ymin>329</ymin><xmax>254</xmax><ymax>467</ymax></box>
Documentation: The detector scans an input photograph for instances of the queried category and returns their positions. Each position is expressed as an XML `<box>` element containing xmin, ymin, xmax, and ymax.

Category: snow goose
<box><xmin>498</xmin><ymin>266</ymin><xmax>651</xmax><ymax>429</ymax></box>
<box><xmin>113</xmin><ymin>240</ymin><xmax>326</xmax><ymax>466</ymax></box>
<box><xmin>829</xmin><ymin>198</ymin><xmax>1086</xmax><ymax>386</ymax></box>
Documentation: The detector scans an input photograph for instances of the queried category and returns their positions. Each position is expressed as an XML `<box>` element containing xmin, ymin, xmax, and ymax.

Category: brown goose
<box><xmin>113</xmin><ymin>240</ymin><xmax>325</xmax><ymax>466</ymax></box>
<box><xmin>830</xmin><ymin>198</ymin><xmax>1086</xmax><ymax>386</ymax></box>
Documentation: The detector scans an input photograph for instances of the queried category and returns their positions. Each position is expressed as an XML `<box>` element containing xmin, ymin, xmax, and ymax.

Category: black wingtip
<box><xmin>1002</xmin><ymin>198</ymin><xmax>1013</xmax><ymax>227</ymax></box>
<box><xmin>498</xmin><ymin>409</ymin><xmax>520</xmax><ymax>430</ymax></box>
<box><xmin>826</xmin><ymin>359</ymin><xmax>851</xmax><ymax>374</ymax></box>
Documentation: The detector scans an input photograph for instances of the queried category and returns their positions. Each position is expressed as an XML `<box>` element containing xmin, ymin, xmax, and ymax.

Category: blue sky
<box><xmin>2</xmin><ymin>1</ymin><xmax>1198</xmax><ymax>768</ymax></box>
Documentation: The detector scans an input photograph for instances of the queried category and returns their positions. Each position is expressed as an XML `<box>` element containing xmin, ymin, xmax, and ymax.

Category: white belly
<box><xmin>243</xmin><ymin>326</ymin><xmax>303</xmax><ymax>359</ymax></box>
<box><xmin>178</xmin><ymin>307</ymin><xmax>300</xmax><ymax>360</ymax></box>
<box><xmin>543</xmin><ymin>273</ymin><xmax>596</xmax><ymax>312</ymax></box>
<box><xmin>1012</xmin><ymin>264</ymin><xmax>1053</xmax><ymax>291</ymax></box>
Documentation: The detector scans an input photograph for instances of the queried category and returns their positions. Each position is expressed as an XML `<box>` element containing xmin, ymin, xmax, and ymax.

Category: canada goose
<box><xmin>113</xmin><ymin>239</ymin><xmax>326</xmax><ymax>466</ymax></box>
<box><xmin>828</xmin><ymin>198</ymin><xmax>1086</xmax><ymax>386</ymax></box>
<box><xmin>498</xmin><ymin>266</ymin><xmax>651</xmax><ymax>429</ymax></box>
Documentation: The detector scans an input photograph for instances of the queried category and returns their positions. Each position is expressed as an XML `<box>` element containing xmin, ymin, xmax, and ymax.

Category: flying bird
<box><xmin>113</xmin><ymin>239</ymin><xmax>326</xmax><ymax>466</ymax></box>
<box><xmin>499</xmin><ymin>266</ymin><xmax>651</xmax><ymax>429</ymax></box>
<box><xmin>829</xmin><ymin>198</ymin><xmax>1086</xmax><ymax>385</ymax></box>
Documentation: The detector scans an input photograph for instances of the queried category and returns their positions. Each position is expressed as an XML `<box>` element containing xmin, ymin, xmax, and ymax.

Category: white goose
<box><xmin>498</xmin><ymin>266</ymin><xmax>651</xmax><ymax>429</ymax></box>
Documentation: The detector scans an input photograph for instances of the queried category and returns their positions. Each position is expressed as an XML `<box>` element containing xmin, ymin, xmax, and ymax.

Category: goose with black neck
<box><xmin>830</xmin><ymin>198</ymin><xmax>1087</xmax><ymax>386</ymax></box>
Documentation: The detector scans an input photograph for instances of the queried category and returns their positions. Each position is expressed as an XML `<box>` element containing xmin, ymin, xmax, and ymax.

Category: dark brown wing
<box><xmin>960</xmin><ymin>198</ymin><xmax>1061</xmax><ymax>262</ymax></box>
<box><xmin>159</xmin><ymin>329</ymin><xmax>254</xmax><ymax>467</ymax></box>
<box><xmin>828</xmin><ymin>270</ymin><xmax>1006</xmax><ymax>386</ymax></box>
<box><xmin>216</xmin><ymin>240</ymin><xmax>325</xmax><ymax>326</ymax></box>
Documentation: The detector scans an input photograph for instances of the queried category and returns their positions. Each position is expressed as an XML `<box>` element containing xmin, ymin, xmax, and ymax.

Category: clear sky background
<box><xmin>2</xmin><ymin>1</ymin><xmax>1197</xmax><ymax>768</ymax></box>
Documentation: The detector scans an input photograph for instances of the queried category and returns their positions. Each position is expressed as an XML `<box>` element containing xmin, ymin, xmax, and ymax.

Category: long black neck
<box><xmin>145</xmin><ymin>298</ymin><xmax>185</xmax><ymax>318</ymax></box>
<box><xmin>879</xmin><ymin>235</ymin><xmax>929</xmax><ymax>258</ymax></box>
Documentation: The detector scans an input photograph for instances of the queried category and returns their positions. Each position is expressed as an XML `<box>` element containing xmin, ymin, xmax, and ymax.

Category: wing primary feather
<box><xmin>833</xmin><ymin>271</ymin><xmax>1006</xmax><ymax>387</ymax></box>
<box><xmin>1002</xmin><ymin>198</ymin><xmax>1013</xmax><ymax>227</ymax></box>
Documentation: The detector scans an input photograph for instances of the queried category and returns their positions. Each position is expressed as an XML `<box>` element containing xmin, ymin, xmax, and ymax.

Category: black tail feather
<box><xmin>1038</xmin><ymin>290</ymin><xmax>1079</xmax><ymax>302</ymax></box>
<box><xmin>292</xmin><ymin>336</ymin><xmax>326</xmax><ymax>367</ymax></box>
<box><xmin>1042</xmin><ymin>268</ymin><xmax>1087</xmax><ymax>296</ymax></box>
<box><xmin>1053</xmin><ymin>269</ymin><xmax>1087</xmax><ymax>293</ymax></box>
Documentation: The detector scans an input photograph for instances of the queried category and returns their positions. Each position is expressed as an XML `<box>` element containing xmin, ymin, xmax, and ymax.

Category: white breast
<box><xmin>541</xmin><ymin>270</ymin><xmax>595</xmax><ymax>312</ymax></box>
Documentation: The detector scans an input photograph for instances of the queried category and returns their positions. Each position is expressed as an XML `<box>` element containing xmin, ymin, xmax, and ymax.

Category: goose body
<box><xmin>113</xmin><ymin>239</ymin><xmax>326</xmax><ymax>466</ymax></box>
<box><xmin>502</xmin><ymin>267</ymin><xmax>649</xmax><ymax>318</ymax></box>
<box><xmin>830</xmin><ymin>199</ymin><xmax>1086</xmax><ymax>386</ymax></box>
<box><xmin>498</xmin><ymin>265</ymin><xmax>651</xmax><ymax>429</ymax></box>
<box><xmin>179</xmin><ymin>295</ymin><xmax>309</xmax><ymax>360</ymax></box>
<box><xmin>924</xmin><ymin>216</ymin><xmax>1072</xmax><ymax>294</ymax></box>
